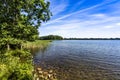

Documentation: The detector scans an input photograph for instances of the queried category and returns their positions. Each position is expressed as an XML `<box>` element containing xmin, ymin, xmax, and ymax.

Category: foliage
<box><xmin>0</xmin><ymin>0</ymin><xmax>51</xmax><ymax>49</ymax></box>
<box><xmin>0</xmin><ymin>50</ymin><xmax>33</xmax><ymax>80</ymax></box>
<box><xmin>0</xmin><ymin>38</ymin><xmax>23</xmax><ymax>50</ymax></box>
<box><xmin>40</xmin><ymin>35</ymin><xmax>63</xmax><ymax>40</ymax></box>
<box><xmin>0</xmin><ymin>0</ymin><xmax>51</xmax><ymax>79</ymax></box>
<box><xmin>0</xmin><ymin>40</ymin><xmax>51</xmax><ymax>80</ymax></box>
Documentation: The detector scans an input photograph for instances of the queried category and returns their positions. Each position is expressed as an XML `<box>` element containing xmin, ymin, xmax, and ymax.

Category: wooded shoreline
<box><xmin>64</xmin><ymin>38</ymin><xmax>120</xmax><ymax>40</ymax></box>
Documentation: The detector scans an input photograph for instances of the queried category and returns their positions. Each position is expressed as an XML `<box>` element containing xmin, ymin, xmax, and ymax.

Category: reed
<box><xmin>23</xmin><ymin>40</ymin><xmax>52</xmax><ymax>49</ymax></box>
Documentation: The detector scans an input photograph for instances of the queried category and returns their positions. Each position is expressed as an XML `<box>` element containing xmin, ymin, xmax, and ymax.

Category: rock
<box><xmin>39</xmin><ymin>74</ymin><xmax>44</xmax><ymax>78</ymax></box>
<box><xmin>43</xmin><ymin>71</ymin><xmax>48</xmax><ymax>75</ymax></box>
<box><xmin>49</xmin><ymin>70</ymin><xmax>53</xmax><ymax>73</ymax></box>
<box><xmin>48</xmin><ymin>74</ymin><xmax>52</xmax><ymax>78</ymax></box>
<box><xmin>44</xmin><ymin>76</ymin><xmax>48</xmax><ymax>80</ymax></box>
<box><xmin>36</xmin><ymin>78</ymin><xmax>39</xmax><ymax>80</ymax></box>
<box><xmin>37</xmin><ymin>67</ymin><xmax>42</xmax><ymax>71</ymax></box>
<box><xmin>38</xmin><ymin>71</ymin><xmax>43</xmax><ymax>74</ymax></box>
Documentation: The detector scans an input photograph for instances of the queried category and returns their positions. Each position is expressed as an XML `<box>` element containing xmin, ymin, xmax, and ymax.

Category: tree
<box><xmin>0</xmin><ymin>0</ymin><xmax>51</xmax><ymax>50</ymax></box>
<box><xmin>40</xmin><ymin>35</ymin><xmax>63</xmax><ymax>40</ymax></box>
<box><xmin>0</xmin><ymin>1</ymin><xmax>51</xmax><ymax>79</ymax></box>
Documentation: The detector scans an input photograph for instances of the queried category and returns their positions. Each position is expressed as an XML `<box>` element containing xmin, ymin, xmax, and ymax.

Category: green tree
<box><xmin>40</xmin><ymin>35</ymin><xmax>63</xmax><ymax>40</ymax></box>
<box><xmin>0</xmin><ymin>0</ymin><xmax>51</xmax><ymax>80</ymax></box>
<box><xmin>0</xmin><ymin>0</ymin><xmax>51</xmax><ymax>50</ymax></box>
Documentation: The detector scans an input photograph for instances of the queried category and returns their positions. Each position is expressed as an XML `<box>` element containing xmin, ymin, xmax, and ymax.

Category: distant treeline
<box><xmin>40</xmin><ymin>35</ymin><xmax>63</xmax><ymax>40</ymax></box>
<box><xmin>64</xmin><ymin>38</ymin><xmax>120</xmax><ymax>40</ymax></box>
<box><xmin>40</xmin><ymin>35</ymin><xmax>120</xmax><ymax>40</ymax></box>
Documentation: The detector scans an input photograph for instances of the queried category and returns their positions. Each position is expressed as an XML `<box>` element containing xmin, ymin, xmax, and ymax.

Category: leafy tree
<box><xmin>0</xmin><ymin>0</ymin><xmax>51</xmax><ymax>50</ymax></box>
<box><xmin>0</xmin><ymin>0</ymin><xmax>51</xmax><ymax>79</ymax></box>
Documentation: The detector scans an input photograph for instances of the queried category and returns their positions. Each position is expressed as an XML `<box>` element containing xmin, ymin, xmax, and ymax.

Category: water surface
<box><xmin>34</xmin><ymin>40</ymin><xmax>120</xmax><ymax>80</ymax></box>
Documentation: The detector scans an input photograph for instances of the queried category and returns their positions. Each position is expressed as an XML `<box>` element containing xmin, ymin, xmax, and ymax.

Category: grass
<box><xmin>23</xmin><ymin>40</ymin><xmax>52</xmax><ymax>49</ymax></box>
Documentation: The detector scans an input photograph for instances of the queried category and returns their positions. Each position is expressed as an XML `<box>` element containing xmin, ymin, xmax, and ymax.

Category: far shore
<box><xmin>63</xmin><ymin>38</ymin><xmax>120</xmax><ymax>40</ymax></box>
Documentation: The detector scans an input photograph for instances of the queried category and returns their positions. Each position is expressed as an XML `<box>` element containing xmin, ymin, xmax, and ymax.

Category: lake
<box><xmin>33</xmin><ymin>40</ymin><xmax>120</xmax><ymax>80</ymax></box>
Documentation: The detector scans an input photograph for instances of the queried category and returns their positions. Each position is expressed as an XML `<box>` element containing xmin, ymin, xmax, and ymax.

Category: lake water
<box><xmin>33</xmin><ymin>40</ymin><xmax>120</xmax><ymax>80</ymax></box>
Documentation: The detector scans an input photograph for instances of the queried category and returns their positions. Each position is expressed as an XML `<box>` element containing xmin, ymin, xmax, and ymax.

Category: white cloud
<box><xmin>40</xmin><ymin>0</ymin><xmax>120</xmax><ymax>38</ymax></box>
<box><xmin>104</xmin><ymin>26</ymin><xmax>115</xmax><ymax>29</ymax></box>
<box><xmin>104</xmin><ymin>22</ymin><xmax>120</xmax><ymax>29</ymax></box>
<box><xmin>116</xmin><ymin>23</ymin><xmax>120</xmax><ymax>26</ymax></box>
<box><xmin>43</xmin><ymin>0</ymin><xmax>120</xmax><ymax>26</ymax></box>
<box><xmin>51</xmin><ymin>3</ymin><xmax>67</xmax><ymax>15</ymax></box>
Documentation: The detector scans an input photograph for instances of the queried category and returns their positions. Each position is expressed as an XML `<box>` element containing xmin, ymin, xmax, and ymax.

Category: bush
<box><xmin>0</xmin><ymin>50</ymin><xmax>33</xmax><ymax>80</ymax></box>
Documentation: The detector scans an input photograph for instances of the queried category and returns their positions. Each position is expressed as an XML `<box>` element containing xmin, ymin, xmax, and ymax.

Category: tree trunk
<box><xmin>20</xmin><ymin>45</ymin><xmax>22</xmax><ymax>50</ymax></box>
<box><xmin>7</xmin><ymin>44</ymin><xmax>10</xmax><ymax>50</ymax></box>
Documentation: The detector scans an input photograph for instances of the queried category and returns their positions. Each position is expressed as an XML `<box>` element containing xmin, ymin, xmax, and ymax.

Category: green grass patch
<box><xmin>23</xmin><ymin>40</ymin><xmax>52</xmax><ymax>49</ymax></box>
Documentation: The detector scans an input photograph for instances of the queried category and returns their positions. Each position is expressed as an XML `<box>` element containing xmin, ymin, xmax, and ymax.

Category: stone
<box><xmin>38</xmin><ymin>71</ymin><xmax>43</xmax><ymax>74</ymax></box>
<box><xmin>48</xmin><ymin>74</ymin><xmax>52</xmax><ymax>78</ymax></box>
<box><xmin>37</xmin><ymin>67</ymin><xmax>42</xmax><ymax>71</ymax></box>
<box><xmin>49</xmin><ymin>70</ymin><xmax>53</xmax><ymax>73</ymax></box>
<box><xmin>43</xmin><ymin>71</ymin><xmax>48</xmax><ymax>75</ymax></box>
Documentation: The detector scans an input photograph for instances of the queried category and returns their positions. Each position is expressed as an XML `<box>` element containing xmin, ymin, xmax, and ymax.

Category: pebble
<box><xmin>43</xmin><ymin>71</ymin><xmax>48</xmax><ymax>75</ymax></box>
<box><xmin>48</xmin><ymin>74</ymin><xmax>51</xmax><ymax>78</ymax></box>
<box><xmin>36</xmin><ymin>78</ymin><xmax>39</xmax><ymax>80</ymax></box>
<box><xmin>34</xmin><ymin>67</ymin><xmax>57</xmax><ymax>80</ymax></box>
<box><xmin>38</xmin><ymin>71</ymin><xmax>43</xmax><ymax>74</ymax></box>
<box><xmin>37</xmin><ymin>67</ymin><xmax>42</xmax><ymax>71</ymax></box>
<box><xmin>49</xmin><ymin>70</ymin><xmax>53</xmax><ymax>73</ymax></box>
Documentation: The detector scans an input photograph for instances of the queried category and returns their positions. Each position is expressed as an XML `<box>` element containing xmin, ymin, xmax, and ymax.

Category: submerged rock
<box><xmin>34</xmin><ymin>66</ymin><xmax>57</xmax><ymax>80</ymax></box>
<box><xmin>37</xmin><ymin>67</ymin><xmax>42</xmax><ymax>71</ymax></box>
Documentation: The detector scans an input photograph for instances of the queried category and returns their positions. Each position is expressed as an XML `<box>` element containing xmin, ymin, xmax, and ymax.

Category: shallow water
<box><xmin>33</xmin><ymin>40</ymin><xmax>120</xmax><ymax>80</ymax></box>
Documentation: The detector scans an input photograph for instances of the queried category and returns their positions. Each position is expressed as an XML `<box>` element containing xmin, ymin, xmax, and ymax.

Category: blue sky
<box><xmin>39</xmin><ymin>0</ymin><xmax>120</xmax><ymax>38</ymax></box>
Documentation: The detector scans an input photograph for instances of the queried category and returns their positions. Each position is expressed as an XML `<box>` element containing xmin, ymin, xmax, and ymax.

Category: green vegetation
<box><xmin>40</xmin><ymin>35</ymin><xmax>63</xmax><ymax>40</ymax></box>
<box><xmin>23</xmin><ymin>40</ymin><xmax>51</xmax><ymax>49</ymax></box>
<box><xmin>0</xmin><ymin>40</ymin><xmax>51</xmax><ymax>80</ymax></box>
<box><xmin>0</xmin><ymin>0</ymin><xmax>51</xmax><ymax>50</ymax></box>
<box><xmin>23</xmin><ymin>40</ymin><xmax>51</xmax><ymax>54</ymax></box>
<box><xmin>0</xmin><ymin>0</ymin><xmax>51</xmax><ymax>80</ymax></box>
<box><xmin>64</xmin><ymin>38</ymin><xmax>120</xmax><ymax>40</ymax></box>
<box><xmin>0</xmin><ymin>50</ymin><xmax>33</xmax><ymax>80</ymax></box>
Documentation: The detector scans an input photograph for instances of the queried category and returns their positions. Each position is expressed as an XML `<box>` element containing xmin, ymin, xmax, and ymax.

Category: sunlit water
<box><xmin>33</xmin><ymin>40</ymin><xmax>120</xmax><ymax>80</ymax></box>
